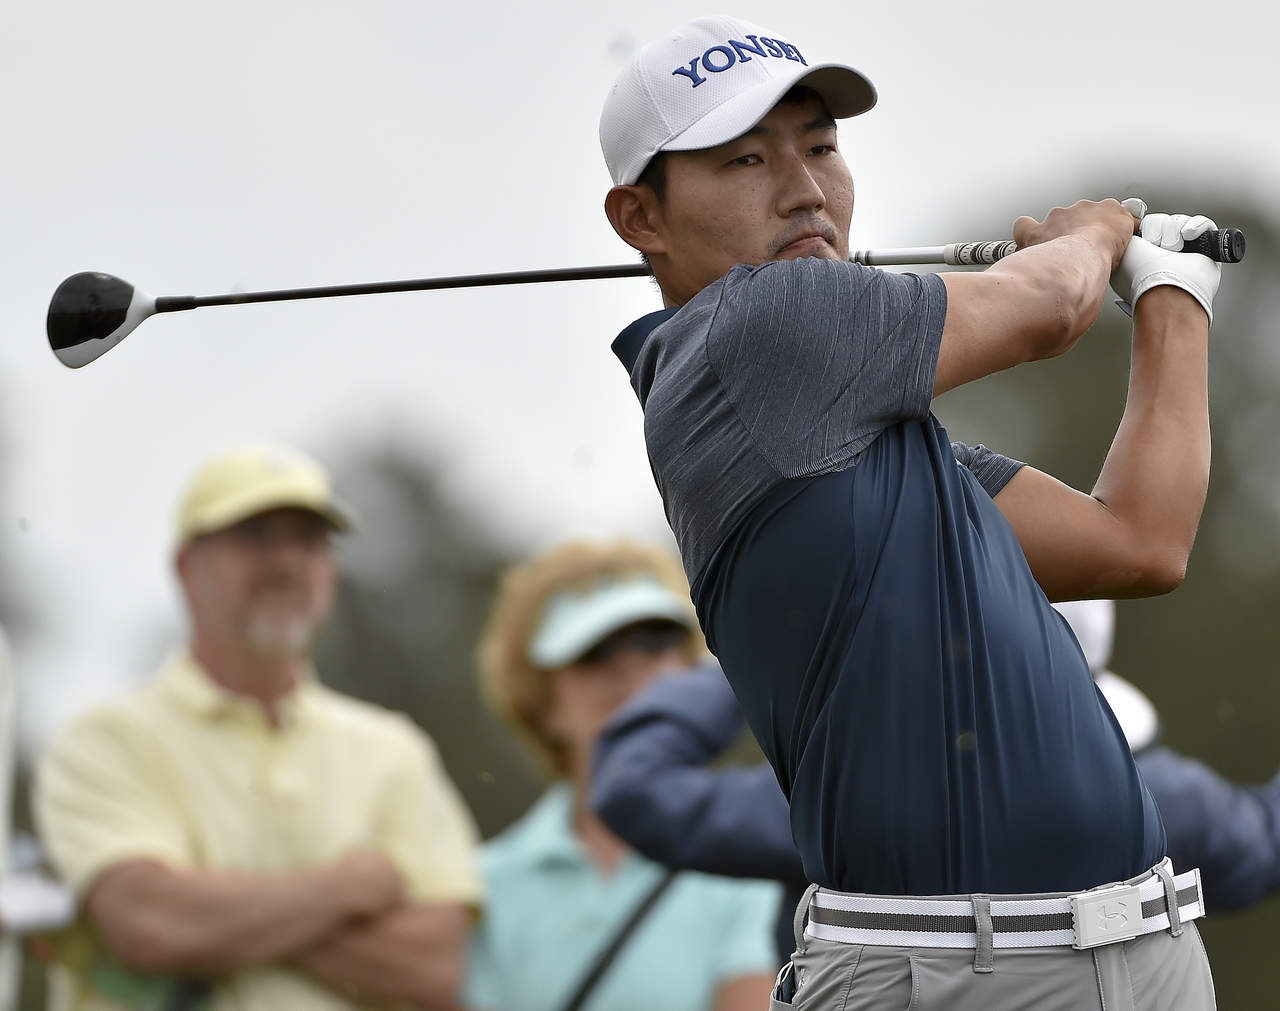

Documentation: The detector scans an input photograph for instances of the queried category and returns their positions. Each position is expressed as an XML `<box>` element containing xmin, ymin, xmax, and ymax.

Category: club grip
<box><xmin>945</xmin><ymin>240</ymin><xmax>1019</xmax><ymax>265</ymax></box>
<box><xmin>1182</xmin><ymin>227</ymin><xmax>1245</xmax><ymax>263</ymax></box>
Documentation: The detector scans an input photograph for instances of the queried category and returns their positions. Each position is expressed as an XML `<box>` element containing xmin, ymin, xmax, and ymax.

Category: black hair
<box><xmin>636</xmin><ymin>152</ymin><xmax>669</xmax><ymax>204</ymax></box>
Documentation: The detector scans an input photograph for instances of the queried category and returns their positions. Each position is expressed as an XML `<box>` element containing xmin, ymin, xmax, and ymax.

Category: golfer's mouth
<box><xmin>773</xmin><ymin>231</ymin><xmax>837</xmax><ymax>258</ymax></box>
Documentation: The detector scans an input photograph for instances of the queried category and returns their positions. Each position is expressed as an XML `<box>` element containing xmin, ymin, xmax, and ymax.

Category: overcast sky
<box><xmin>3</xmin><ymin>0</ymin><xmax>1277</xmax><ymax>757</ymax></box>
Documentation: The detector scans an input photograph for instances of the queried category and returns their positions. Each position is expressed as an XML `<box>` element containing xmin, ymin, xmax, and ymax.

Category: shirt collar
<box><xmin>611</xmin><ymin>308</ymin><xmax>679</xmax><ymax>372</ymax></box>
<box><xmin>508</xmin><ymin>783</ymin><xmax>594</xmax><ymax>868</ymax></box>
<box><xmin>159</xmin><ymin>651</ymin><xmax>316</xmax><ymax>729</ymax></box>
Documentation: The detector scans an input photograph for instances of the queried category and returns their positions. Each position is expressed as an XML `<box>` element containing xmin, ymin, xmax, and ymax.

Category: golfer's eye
<box><xmin>810</xmin><ymin>144</ymin><xmax>837</xmax><ymax>156</ymax></box>
<box><xmin>726</xmin><ymin>153</ymin><xmax>762</xmax><ymax>167</ymax></box>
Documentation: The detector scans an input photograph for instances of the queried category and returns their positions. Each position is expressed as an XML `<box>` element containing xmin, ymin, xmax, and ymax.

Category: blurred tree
<box><xmin>0</xmin><ymin>406</ymin><xmax>34</xmax><ymax>648</ymax></box>
<box><xmin>934</xmin><ymin>171</ymin><xmax>1280</xmax><ymax>1008</ymax></box>
<box><xmin>315</xmin><ymin>438</ymin><xmax>541</xmax><ymax>838</ymax></box>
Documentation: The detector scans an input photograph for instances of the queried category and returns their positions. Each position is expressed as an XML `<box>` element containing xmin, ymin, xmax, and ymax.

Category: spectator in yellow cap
<box><xmin>461</xmin><ymin>539</ymin><xmax>781</xmax><ymax>1011</ymax></box>
<box><xmin>34</xmin><ymin>444</ymin><xmax>483</xmax><ymax>1011</ymax></box>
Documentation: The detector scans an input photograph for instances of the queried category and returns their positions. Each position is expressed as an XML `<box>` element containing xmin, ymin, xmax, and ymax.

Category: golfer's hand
<box><xmin>1013</xmin><ymin>198</ymin><xmax>1138</xmax><ymax>271</ymax></box>
<box><xmin>1110</xmin><ymin>206</ymin><xmax>1221</xmax><ymax>324</ymax></box>
<box><xmin>332</xmin><ymin>850</ymin><xmax>405</xmax><ymax>918</ymax></box>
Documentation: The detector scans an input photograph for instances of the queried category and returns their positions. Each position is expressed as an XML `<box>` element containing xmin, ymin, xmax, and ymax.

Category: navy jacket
<box><xmin>592</xmin><ymin>664</ymin><xmax>1280</xmax><ymax>960</ymax></box>
<box><xmin>591</xmin><ymin>663</ymin><xmax>802</xmax><ymax>960</ymax></box>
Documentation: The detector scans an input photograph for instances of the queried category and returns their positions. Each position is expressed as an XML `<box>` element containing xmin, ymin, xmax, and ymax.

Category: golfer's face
<box><xmin>659</xmin><ymin>92</ymin><xmax>852</xmax><ymax>301</ymax></box>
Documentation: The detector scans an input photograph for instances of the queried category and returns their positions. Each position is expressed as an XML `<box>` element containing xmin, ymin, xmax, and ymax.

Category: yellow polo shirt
<box><xmin>35</xmin><ymin>652</ymin><xmax>483</xmax><ymax>1011</ymax></box>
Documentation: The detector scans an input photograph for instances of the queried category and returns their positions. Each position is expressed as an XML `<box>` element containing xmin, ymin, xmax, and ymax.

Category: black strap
<box><xmin>558</xmin><ymin>869</ymin><xmax>678</xmax><ymax>1011</ymax></box>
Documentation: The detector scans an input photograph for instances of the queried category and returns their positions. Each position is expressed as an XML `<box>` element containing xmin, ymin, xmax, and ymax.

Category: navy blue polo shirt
<box><xmin>612</xmin><ymin>258</ymin><xmax>1165</xmax><ymax>896</ymax></box>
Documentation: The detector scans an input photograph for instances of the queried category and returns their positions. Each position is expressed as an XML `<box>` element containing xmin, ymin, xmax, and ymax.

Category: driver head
<box><xmin>47</xmin><ymin>272</ymin><xmax>155</xmax><ymax>368</ymax></box>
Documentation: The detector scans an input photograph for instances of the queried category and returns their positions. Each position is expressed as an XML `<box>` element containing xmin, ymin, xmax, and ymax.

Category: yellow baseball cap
<box><xmin>174</xmin><ymin>444</ymin><xmax>352</xmax><ymax>546</ymax></box>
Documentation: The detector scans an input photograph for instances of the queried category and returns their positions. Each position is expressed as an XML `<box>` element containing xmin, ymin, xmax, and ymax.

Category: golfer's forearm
<box><xmin>295</xmin><ymin>905</ymin><xmax>470</xmax><ymax>1009</ymax></box>
<box><xmin>992</xmin><ymin>230</ymin><xmax>1115</xmax><ymax>352</ymax></box>
<box><xmin>89</xmin><ymin>862</ymin><xmax>362</xmax><ymax>973</ymax></box>
<box><xmin>1091</xmin><ymin>287</ymin><xmax>1210</xmax><ymax>591</ymax></box>
<box><xmin>936</xmin><ymin>231</ymin><xmax>1120</xmax><ymax>397</ymax></box>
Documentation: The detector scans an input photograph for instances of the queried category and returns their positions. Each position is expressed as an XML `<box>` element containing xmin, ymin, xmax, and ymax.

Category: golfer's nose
<box><xmin>775</xmin><ymin>154</ymin><xmax>825</xmax><ymax>218</ymax></box>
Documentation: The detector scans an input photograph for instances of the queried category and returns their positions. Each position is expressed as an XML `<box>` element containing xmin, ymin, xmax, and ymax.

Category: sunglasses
<box><xmin>575</xmin><ymin>620</ymin><xmax>692</xmax><ymax>666</ymax></box>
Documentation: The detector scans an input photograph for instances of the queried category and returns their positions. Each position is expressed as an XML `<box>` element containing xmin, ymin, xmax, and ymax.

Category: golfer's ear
<box><xmin>605</xmin><ymin>185</ymin><xmax>666</xmax><ymax>257</ymax></box>
<box><xmin>173</xmin><ymin>542</ymin><xmax>199</xmax><ymax>595</ymax></box>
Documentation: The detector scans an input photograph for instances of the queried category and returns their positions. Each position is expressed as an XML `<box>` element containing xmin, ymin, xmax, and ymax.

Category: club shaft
<box><xmin>155</xmin><ymin>264</ymin><xmax>653</xmax><ymax>313</ymax></box>
<box><xmin>151</xmin><ymin>227</ymin><xmax>1243</xmax><ymax>314</ymax></box>
<box><xmin>150</xmin><ymin>245</ymin><xmax>1001</xmax><ymax>314</ymax></box>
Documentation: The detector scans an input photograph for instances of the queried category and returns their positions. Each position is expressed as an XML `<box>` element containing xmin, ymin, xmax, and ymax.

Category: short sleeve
<box><xmin>35</xmin><ymin>712</ymin><xmax>192</xmax><ymax>896</ymax></box>
<box><xmin>710</xmin><ymin>878</ymin><xmax>784</xmax><ymax>982</ymax></box>
<box><xmin>376</xmin><ymin>722</ymin><xmax>484</xmax><ymax>906</ymax></box>
<box><xmin>950</xmin><ymin>441</ymin><xmax>1025</xmax><ymax>499</ymax></box>
<box><xmin>707</xmin><ymin>259</ymin><xmax>947</xmax><ymax>477</ymax></box>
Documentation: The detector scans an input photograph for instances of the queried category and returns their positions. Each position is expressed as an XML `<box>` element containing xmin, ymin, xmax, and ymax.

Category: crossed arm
<box><xmin>934</xmin><ymin>201</ymin><xmax>1211</xmax><ymax>601</ymax></box>
<box><xmin>87</xmin><ymin>854</ymin><xmax>471</xmax><ymax>1009</ymax></box>
<box><xmin>293</xmin><ymin>902</ymin><xmax>471</xmax><ymax>1010</ymax></box>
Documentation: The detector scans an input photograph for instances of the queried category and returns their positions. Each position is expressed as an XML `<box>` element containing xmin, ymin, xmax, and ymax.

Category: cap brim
<box><xmin>662</xmin><ymin>62</ymin><xmax>876</xmax><ymax>156</ymax></box>
<box><xmin>528</xmin><ymin>581</ymin><xmax>694</xmax><ymax>669</ymax></box>
<box><xmin>181</xmin><ymin>488</ymin><xmax>353</xmax><ymax>544</ymax></box>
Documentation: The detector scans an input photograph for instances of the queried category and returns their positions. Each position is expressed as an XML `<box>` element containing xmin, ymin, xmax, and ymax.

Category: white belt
<box><xmin>806</xmin><ymin>861</ymin><xmax>1204</xmax><ymax>951</ymax></box>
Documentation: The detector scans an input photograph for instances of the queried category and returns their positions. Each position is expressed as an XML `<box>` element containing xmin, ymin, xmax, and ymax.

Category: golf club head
<box><xmin>47</xmin><ymin>272</ymin><xmax>156</xmax><ymax>368</ymax></box>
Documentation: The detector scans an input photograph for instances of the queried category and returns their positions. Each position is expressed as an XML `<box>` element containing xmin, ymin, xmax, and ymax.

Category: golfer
<box><xmin>600</xmin><ymin>14</ymin><xmax>1221</xmax><ymax>1009</ymax></box>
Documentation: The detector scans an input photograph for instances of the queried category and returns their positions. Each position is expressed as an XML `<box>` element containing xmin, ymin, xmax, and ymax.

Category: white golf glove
<box><xmin>1111</xmin><ymin>197</ymin><xmax>1220</xmax><ymax>324</ymax></box>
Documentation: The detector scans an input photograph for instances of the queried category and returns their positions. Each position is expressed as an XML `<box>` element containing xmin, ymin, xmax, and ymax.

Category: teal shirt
<box><xmin>462</xmin><ymin>784</ymin><xmax>782</xmax><ymax>1011</ymax></box>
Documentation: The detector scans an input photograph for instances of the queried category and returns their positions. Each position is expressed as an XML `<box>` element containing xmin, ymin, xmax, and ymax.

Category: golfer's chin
<box><xmin>772</xmin><ymin>236</ymin><xmax>843</xmax><ymax>261</ymax></box>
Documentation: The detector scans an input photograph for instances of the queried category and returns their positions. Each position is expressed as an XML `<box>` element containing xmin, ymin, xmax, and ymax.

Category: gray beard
<box><xmin>245</xmin><ymin>610</ymin><xmax>317</xmax><ymax>658</ymax></box>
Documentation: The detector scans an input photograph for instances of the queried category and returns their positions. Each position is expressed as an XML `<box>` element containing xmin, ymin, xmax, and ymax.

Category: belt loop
<box><xmin>1154</xmin><ymin>863</ymin><xmax>1183</xmax><ymax>937</ymax></box>
<box><xmin>796</xmin><ymin>883</ymin><xmax>821</xmax><ymax>954</ymax></box>
<box><xmin>972</xmin><ymin>894</ymin><xmax>995</xmax><ymax>973</ymax></box>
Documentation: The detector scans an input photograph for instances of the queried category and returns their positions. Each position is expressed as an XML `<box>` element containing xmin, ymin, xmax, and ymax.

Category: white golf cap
<box><xmin>600</xmin><ymin>15</ymin><xmax>876</xmax><ymax>187</ymax></box>
<box><xmin>527</xmin><ymin>574</ymin><xmax>695</xmax><ymax>669</ymax></box>
<box><xmin>1051</xmin><ymin>599</ymin><xmax>1116</xmax><ymax>676</ymax></box>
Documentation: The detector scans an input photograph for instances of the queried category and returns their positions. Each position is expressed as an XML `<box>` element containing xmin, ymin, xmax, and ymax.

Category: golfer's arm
<box><xmin>934</xmin><ymin>231</ymin><xmax>1115</xmax><ymax>396</ymax></box>
<box><xmin>86</xmin><ymin>858</ymin><xmax>364</xmax><ymax>974</ymax></box>
<box><xmin>294</xmin><ymin>903</ymin><xmax>471</xmax><ymax>1010</ymax></box>
<box><xmin>992</xmin><ymin>286</ymin><xmax>1210</xmax><ymax>599</ymax></box>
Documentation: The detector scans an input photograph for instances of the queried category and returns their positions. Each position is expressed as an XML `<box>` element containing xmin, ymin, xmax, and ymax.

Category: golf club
<box><xmin>47</xmin><ymin>227</ymin><xmax>1246</xmax><ymax>369</ymax></box>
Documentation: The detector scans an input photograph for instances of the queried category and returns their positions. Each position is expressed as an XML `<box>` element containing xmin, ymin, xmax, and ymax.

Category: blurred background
<box><xmin>3</xmin><ymin>0</ymin><xmax>1278</xmax><ymax>1005</ymax></box>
